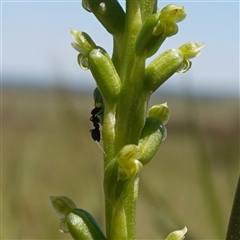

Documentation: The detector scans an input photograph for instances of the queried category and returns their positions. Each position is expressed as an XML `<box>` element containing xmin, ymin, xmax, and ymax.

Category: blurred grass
<box><xmin>2</xmin><ymin>87</ymin><xmax>239</xmax><ymax>239</ymax></box>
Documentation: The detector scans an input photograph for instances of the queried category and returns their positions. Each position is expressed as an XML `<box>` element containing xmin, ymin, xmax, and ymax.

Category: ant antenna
<box><xmin>96</xmin><ymin>141</ymin><xmax>106</xmax><ymax>156</ymax></box>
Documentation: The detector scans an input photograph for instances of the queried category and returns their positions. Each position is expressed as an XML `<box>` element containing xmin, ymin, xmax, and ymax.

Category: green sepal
<box><xmin>179</xmin><ymin>42</ymin><xmax>204</xmax><ymax>59</ymax></box>
<box><xmin>50</xmin><ymin>196</ymin><xmax>77</xmax><ymax>218</ymax></box>
<box><xmin>83</xmin><ymin>0</ymin><xmax>125</xmax><ymax>36</ymax></box>
<box><xmin>144</xmin><ymin>48</ymin><xmax>184</xmax><ymax>93</ymax></box>
<box><xmin>66</xmin><ymin>208</ymin><xmax>106</xmax><ymax>240</ymax></box>
<box><xmin>70</xmin><ymin>30</ymin><xmax>96</xmax><ymax>56</ymax></box>
<box><xmin>88</xmin><ymin>47</ymin><xmax>121</xmax><ymax>104</ymax></box>
<box><xmin>138</xmin><ymin>117</ymin><xmax>164</xmax><ymax>165</ymax></box>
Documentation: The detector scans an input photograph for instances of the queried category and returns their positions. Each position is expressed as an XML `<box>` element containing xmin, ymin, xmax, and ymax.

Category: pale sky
<box><xmin>1</xmin><ymin>1</ymin><xmax>239</xmax><ymax>97</ymax></box>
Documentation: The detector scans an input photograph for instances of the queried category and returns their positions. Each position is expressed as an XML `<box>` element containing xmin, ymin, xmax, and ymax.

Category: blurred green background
<box><xmin>2</xmin><ymin>86</ymin><xmax>239</xmax><ymax>239</ymax></box>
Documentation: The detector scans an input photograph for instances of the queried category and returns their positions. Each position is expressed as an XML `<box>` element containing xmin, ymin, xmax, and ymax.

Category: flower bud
<box><xmin>83</xmin><ymin>0</ymin><xmax>125</xmax><ymax>36</ymax></box>
<box><xmin>116</xmin><ymin>145</ymin><xmax>142</xmax><ymax>180</ymax></box>
<box><xmin>138</xmin><ymin>118</ymin><xmax>165</xmax><ymax>165</ymax></box>
<box><xmin>70</xmin><ymin>30</ymin><xmax>96</xmax><ymax>56</ymax></box>
<box><xmin>153</xmin><ymin>4</ymin><xmax>186</xmax><ymax>37</ymax></box>
<box><xmin>165</xmin><ymin>226</ymin><xmax>188</xmax><ymax>240</ymax></box>
<box><xmin>144</xmin><ymin>49</ymin><xmax>184</xmax><ymax>92</ymax></box>
<box><xmin>66</xmin><ymin>209</ymin><xmax>106</xmax><ymax>240</ymax></box>
<box><xmin>148</xmin><ymin>103</ymin><xmax>170</xmax><ymax>125</ymax></box>
<box><xmin>50</xmin><ymin>196</ymin><xmax>77</xmax><ymax>218</ymax></box>
<box><xmin>135</xmin><ymin>4</ymin><xmax>186</xmax><ymax>58</ymax></box>
<box><xmin>88</xmin><ymin>47</ymin><xmax>121</xmax><ymax>103</ymax></box>
<box><xmin>179</xmin><ymin>42</ymin><xmax>204</xmax><ymax>59</ymax></box>
<box><xmin>104</xmin><ymin>145</ymin><xmax>142</xmax><ymax>203</ymax></box>
<box><xmin>160</xmin><ymin>5</ymin><xmax>186</xmax><ymax>23</ymax></box>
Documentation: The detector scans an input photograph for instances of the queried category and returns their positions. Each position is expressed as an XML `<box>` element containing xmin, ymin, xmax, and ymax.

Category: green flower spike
<box><xmin>55</xmin><ymin>2</ymin><xmax>204</xmax><ymax>239</ymax></box>
<box><xmin>165</xmin><ymin>226</ymin><xmax>188</xmax><ymax>240</ymax></box>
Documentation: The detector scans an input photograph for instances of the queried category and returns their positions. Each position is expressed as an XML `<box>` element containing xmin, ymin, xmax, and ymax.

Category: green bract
<box><xmin>66</xmin><ymin>209</ymin><xmax>106</xmax><ymax>240</ymax></box>
<box><xmin>138</xmin><ymin>117</ymin><xmax>164</xmax><ymax>165</ymax></box>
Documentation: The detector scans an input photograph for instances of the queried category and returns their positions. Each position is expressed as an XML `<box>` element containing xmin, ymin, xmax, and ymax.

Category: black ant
<box><xmin>89</xmin><ymin>105</ymin><xmax>106</xmax><ymax>155</ymax></box>
<box><xmin>90</xmin><ymin>106</ymin><xmax>102</xmax><ymax>142</ymax></box>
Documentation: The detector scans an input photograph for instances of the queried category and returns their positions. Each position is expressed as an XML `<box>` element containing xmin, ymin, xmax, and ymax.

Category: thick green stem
<box><xmin>103</xmin><ymin>1</ymin><xmax>155</xmax><ymax>239</ymax></box>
